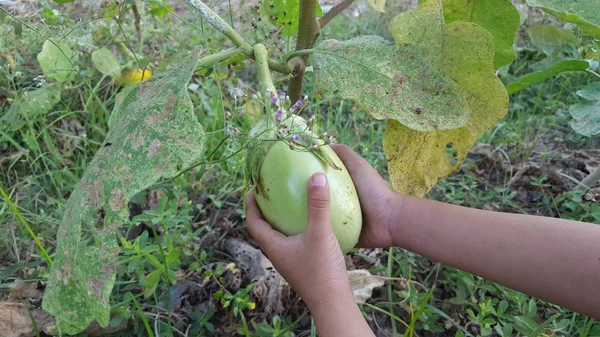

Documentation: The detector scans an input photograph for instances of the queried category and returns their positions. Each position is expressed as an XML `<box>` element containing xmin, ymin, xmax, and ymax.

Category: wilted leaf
<box><xmin>525</xmin><ymin>0</ymin><xmax>600</xmax><ymax>37</ymax></box>
<box><xmin>1</xmin><ymin>83</ymin><xmax>61</xmax><ymax>131</ymax></box>
<box><xmin>443</xmin><ymin>0</ymin><xmax>520</xmax><ymax>69</ymax></box>
<box><xmin>347</xmin><ymin>269</ymin><xmax>384</xmax><ymax>304</ymax></box>
<box><xmin>367</xmin><ymin>0</ymin><xmax>386</xmax><ymax>13</ymax></box>
<box><xmin>313</xmin><ymin>36</ymin><xmax>469</xmax><ymax>131</ymax></box>
<box><xmin>37</xmin><ymin>39</ymin><xmax>78</xmax><ymax>83</ymax></box>
<box><xmin>383</xmin><ymin>0</ymin><xmax>508</xmax><ymax>197</ymax></box>
<box><xmin>261</xmin><ymin>0</ymin><xmax>323</xmax><ymax>36</ymax></box>
<box><xmin>527</xmin><ymin>25</ymin><xmax>579</xmax><ymax>55</ymax></box>
<box><xmin>507</xmin><ymin>59</ymin><xmax>590</xmax><ymax>94</ymax></box>
<box><xmin>91</xmin><ymin>47</ymin><xmax>121</xmax><ymax>78</ymax></box>
<box><xmin>42</xmin><ymin>47</ymin><xmax>205</xmax><ymax>335</ymax></box>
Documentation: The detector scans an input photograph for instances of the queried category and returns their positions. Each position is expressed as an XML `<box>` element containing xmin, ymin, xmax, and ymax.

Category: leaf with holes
<box><xmin>42</xmin><ymin>47</ymin><xmax>205</xmax><ymax>335</ymax></box>
<box><xmin>37</xmin><ymin>39</ymin><xmax>78</xmax><ymax>83</ymax></box>
<box><xmin>313</xmin><ymin>35</ymin><xmax>470</xmax><ymax>132</ymax></box>
<box><xmin>382</xmin><ymin>0</ymin><xmax>508</xmax><ymax>197</ymax></box>
<box><xmin>443</xmin><ymin>0</ymin><xmax>520</xmax><ymax>69</ymax></box>
<box><xmin>507</xmin><ymin>59</ymin><xmax>590</xmax><ymax>94</ymax></box>
<box><xmin>525</xmin><ymin>0</ymin><xmax>600</xmax><ymax>37</ymax></box>
<box><xmin>261</xmin><ymin>0</ymin><xmax>322</xmax><ymax>36</ymax></box>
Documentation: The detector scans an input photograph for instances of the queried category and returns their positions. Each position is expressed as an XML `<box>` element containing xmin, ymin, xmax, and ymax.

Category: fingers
<box><xmin>245</xmin><ymin>193</ymin><xmax>285</xmax><ymax>254</ymax></box>
<box><xmin>305</xmin><ymin>173</ymin><xmax>332</xmax><ymax>238</ymax></box>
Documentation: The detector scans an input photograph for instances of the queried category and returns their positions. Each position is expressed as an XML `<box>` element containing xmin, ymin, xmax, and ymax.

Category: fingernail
<box><xmin>311</xmin><ymin>173</ymin><xmax>327</xmax><ymax>187</ymax></box>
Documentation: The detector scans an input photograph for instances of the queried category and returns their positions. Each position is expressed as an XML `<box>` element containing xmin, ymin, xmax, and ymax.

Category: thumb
<box><xmin>305</xmin><ymin>172</ymin><xmax>332</xmax><ymax>237</ymax></box>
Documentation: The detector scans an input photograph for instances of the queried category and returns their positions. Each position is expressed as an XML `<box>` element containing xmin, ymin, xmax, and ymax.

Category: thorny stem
<box><xmin>318</xmin><ymin>0</ymin><xmax>356</xmax><ymax>28</ymax></box>
<box><xmin>288</xmin><ymin>0</ymin><xmax>321</xmax><ymax>102</ymax></box>
<box><xmin>184</xmin><ymin>0</ymin><xmax>291</xmax><ymax>74</ymax></box>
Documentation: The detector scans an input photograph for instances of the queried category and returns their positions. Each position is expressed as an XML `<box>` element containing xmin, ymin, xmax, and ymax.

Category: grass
<box><xmin>1</xmin><ymin>0</ymin><xmax>599</xmax><ymax>336</ymax></box>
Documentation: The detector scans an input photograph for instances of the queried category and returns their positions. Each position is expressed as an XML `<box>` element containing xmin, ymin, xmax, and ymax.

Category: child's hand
<box><xmin>245</xmin><ymin>173</ymin><xmax>354</xmax><ymax>310</ymax></box>
<box><xmin>331</xmin><ymin>144</ymin><xmax>402</xmax><ymax>248</ymax></box>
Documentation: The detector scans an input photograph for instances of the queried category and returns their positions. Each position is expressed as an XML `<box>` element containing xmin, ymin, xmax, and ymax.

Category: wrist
<box><xmin>388</xmin><ymin>192</ymin><xmax>419</xmax><ymax>249</ymax></box>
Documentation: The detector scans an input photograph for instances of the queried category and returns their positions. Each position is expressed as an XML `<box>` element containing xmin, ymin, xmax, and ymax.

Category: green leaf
<box><xmin>165</xmin><ymin>249</ymin><xmax>180</xmax><ymax>266</ymax></box>
<box><xmin>37</xmin><ymin>39</ymin><xmax>78</xmax><ymax>83</ymax></box>
<box><xmin>382</xmin><ymin>0</ymin><xmax>509</xmax><ymax>197</ymax></box>
<box><xmin>1</xmin><ymin>83</ymin><xmax>62</xmax><ymax>131</ymax></box>
<box><xmin>91</xmin><ymin>47</ymin><xmax>121</xmax><ymax>78</ymax></box>
<box><xmin>443</xmin><ymin>0</ymin><xmax>521</xmax><ymax>69</ymax></box>
<box><xmin>261</xmin><ymin>0</ymin><xmax>323</xmax><ymax>36</ymax></box>
<box><xmin>52</xmin><ymin>0</ymin><xmax>76</xmax><ymax>3</ymax></box>
<box><xmin>525</xmin><ymin>0</ymin><xmax>600</xmax><ymax>37</ymax></box>
<box><xmin>313</xmin><ymin>36</ymin><xmax>469</xmax><ymax>131</ymax></box>
<box><xmin>42</xmin><ymin>47</ymin><xmax>205</xmax><ymax>335</ymax></box>
<box><xmin>569</xmin><ymin>101</ymin><xmax>600</xmax><ymax>137</ymax></box>
<box><xmin>143</xmin><ymin>269</ymin><xmax>162</xmax><ymax>298</ymax></box>
<box><xmin>527</xmin><ymin>25</ymin><xmax>579</xmax><ymax>55</ymax></box>
<box><xmin>576</xmin><ymin>81</ymin><xmax>600</xmax><ymax>101</ymax></box>
<box><xmin>507</xmin><ymin>59</ymin><xmax>590</xmax><ymax>94</ymax></box>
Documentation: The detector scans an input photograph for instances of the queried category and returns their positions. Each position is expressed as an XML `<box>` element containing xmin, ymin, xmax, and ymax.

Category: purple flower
<box><xmin>276</xmin><ymin>110</ymin><xmax>283</xmax><ymax>121</ymax></box>
<box><xmin>280</xmin><ymin>92</ymin><xmax>286</xmax><ymax>99</ymax></box>
<box><xmin>292</xmin><ymin>135</ymin><xmax>300</xmax><ymax>141</ymax></box>
<box><xmin>271</xmin><ymin>96</ymin><xmax>279</xmax><ymax>105</ymax></box>
<box><xmin>294</xmin><ymin>100</ymin><xmax>302</xmax><ymax>107</ymax></box>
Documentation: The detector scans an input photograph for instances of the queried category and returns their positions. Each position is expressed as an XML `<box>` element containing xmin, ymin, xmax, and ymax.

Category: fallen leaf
<box><xmin>0</xmin><ymin>302</ymin><xmax>55</xmax><ymax>337</ymax></box>
<box><xmin>347</xmin><ymin>269</ymin><xmax>385</xmax><ymax>304</ymax></box>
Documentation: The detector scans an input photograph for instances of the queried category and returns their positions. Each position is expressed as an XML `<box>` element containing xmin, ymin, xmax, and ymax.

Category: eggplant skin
<box><xmin>254</xmin><ymin>141</ymin><xmax>363</xmax><ymax>253</ymax></box>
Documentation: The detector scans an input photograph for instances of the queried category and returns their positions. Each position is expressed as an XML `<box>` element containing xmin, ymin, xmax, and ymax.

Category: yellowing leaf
<box><xmin>383</xmin><ymin>0</ymin><xmax>509</xmax><ymax>197</ymax></box>
<box><xmin>443</xmin><ymin>0</ymin><xmax>520</xmax><ymax>69</ymax></box>
<box><xmin>115</xmin><ymin>66</ymin><xmax>153</xmax><ymax>87</ymax></box>
<box><xmin>314</xmin><ymin>36</ymin><xmax>470</xmax><ymax>132</ymax></box>
<box><xmin>37</xmin><ymin>39</ymin><xmax>78</xmax><ymax>83</ymax></box>
<box><xmin>367</xmin><ymin>0</ymin><xmax>386</xmax><ymax>13</ymax></box>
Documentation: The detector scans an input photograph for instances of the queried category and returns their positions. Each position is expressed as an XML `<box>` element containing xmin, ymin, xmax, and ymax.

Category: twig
<box><xmin>575</xmin><ymin>166</ymin><xmax>600</xmax><ymax>191</ymax></box>
<box><xmin>288</xmin><ymin>0</ymin><xmax>321</xmax><ymax>102</ymax></box>
<box><xmin>255</xmin><ymin>44</ymin><xmax>277</xmax><ymax>96</ymax></box>
<box><xmin>319</xmin><ymin>0</ymin><xmax>356</xmax><ymax>28</ymax></box>
<box><xmin>195</xmin><ymin>47</ymin><xmax>243</xmax><ymax>70</ymax></box>
<box><xmin>184</xmin><ymin>0</ymin><xmax>291</xmax><ymax>74</ymax></box>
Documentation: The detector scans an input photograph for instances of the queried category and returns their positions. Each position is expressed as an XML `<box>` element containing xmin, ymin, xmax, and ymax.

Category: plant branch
<box><xmin>575</xmin><ymin>166</ymin><xmax>600</xmax><ymax>191</ymax></box>
<box><xmin>196</xmin><ymin>47</ymin><xmax>243</xmax><ymax>70</ymax></box>
<box><xmin>184</xmin><ymin>0</ymin><xmax>292</xmax><ymax>74</ymax></box>
<box><xmin>255</xmin><ymin>44</ymin><xmax>277</xmax><ymax>96</ymax></box>
<box><xmin>319</xmin><ymin>0</ymin><xmax>356</xmax><ymax>28</ymax></box>
<box><xmin>288</xmin><ymin>0</ymin><xmax>321</xmax><ymax>102</ymax></box>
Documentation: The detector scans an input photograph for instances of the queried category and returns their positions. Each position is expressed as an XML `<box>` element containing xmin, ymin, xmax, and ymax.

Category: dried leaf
<box><xmin>0</xmin><ymin>302</ymin><xmax>55</xmax><ymax>337</ymax></box>
<box><xmin>347</xmin><ymin>269</ymin><xmax>384</xmax><ymax>304</ymax></box>
<box><xmin>42</xmin><ymin>47</ymin><xmax>205</xmax><ymax>335</ymax></box>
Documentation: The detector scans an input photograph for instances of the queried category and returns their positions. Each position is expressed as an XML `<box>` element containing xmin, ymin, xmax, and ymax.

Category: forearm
<box><xmin>392</xmin><ymin>194</ymin><xmax>600</xmax><ymax>319</ymax></box>
<box><xmin>310</xmin><ymin>291</ymin><xmax>375</xmax><ymax>337</ymax></box>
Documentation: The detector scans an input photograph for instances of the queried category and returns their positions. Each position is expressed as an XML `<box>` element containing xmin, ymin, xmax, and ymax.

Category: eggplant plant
<box><xmin>35</xmin><ymin>0</ymin><xmax>600</xmax><ymax>334</ymax></box>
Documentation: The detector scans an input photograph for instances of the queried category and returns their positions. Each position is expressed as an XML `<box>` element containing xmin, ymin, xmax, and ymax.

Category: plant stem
<box><xmin>184</xmin><ymin>0</ymin><xmax>291</xmax><ymax>74</ymax></box>
<box><xmin>288</xmin><ymin>0</ymin><xmax>321</xmax><ymax>102</ymax></box>
<box><xmin>196</xmin><ymin>47</ymin><xmax>242</xmax><ymax>70</ymax></box>
<box><xmin>319</xmin><ymin>0</ymin><xmax>356</xmax><ymax>28</ymax></box>
<box><xmin>575</xmin><ymin>166</ymin><xmax>600</xmax><ymax>191</ymax></box>
<box><xmin>254</xmin><ymin>44</ymin><xmax>277</xmax><ymax>96</ymax></box>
